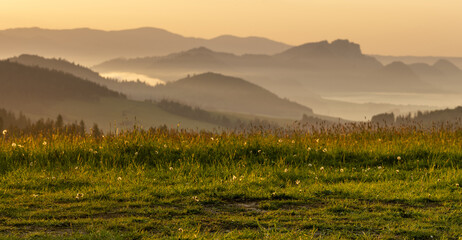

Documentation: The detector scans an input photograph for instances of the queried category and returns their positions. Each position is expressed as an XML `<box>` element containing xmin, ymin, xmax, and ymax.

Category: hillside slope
<box><xmin>8</xmin><ymin>54</ymin><xmax>159</xmax><ymax>100</ymax></box>
<box><xmin>0</xmin><ymin>61</ymin><xmax>218</xmax><ymax>131</ymax></box>
<box><xmin>150</xmin><ymin>72</ymin><xmax>317</xmax><ymax>119</ymax></box>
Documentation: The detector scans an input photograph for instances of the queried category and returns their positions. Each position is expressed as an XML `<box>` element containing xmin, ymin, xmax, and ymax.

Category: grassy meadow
<box><xmin>0</xmin><ymin>123</ymin><xmax>462</xmax><ymax>239</ymax></box>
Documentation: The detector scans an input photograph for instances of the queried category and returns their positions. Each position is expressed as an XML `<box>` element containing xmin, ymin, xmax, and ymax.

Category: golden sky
<box><xmin>2</xmin><ymin>0</ymin><xmax>462</xmax><ymax>56</ymax></box>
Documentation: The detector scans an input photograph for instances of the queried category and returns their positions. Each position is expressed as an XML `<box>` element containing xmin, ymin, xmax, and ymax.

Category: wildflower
<box><xmin>278</xmin><ymin>139</ymin><xmax>283</xmax><ymax>143</ymax></box>
<box><xmin>117</xmin><ymin>177</ymin><xmax>122</xmax><ymax>181</ymax></box>
<box><xmin>232</xmin><ymin>175</ymin><xmax>237</xmax><ymax>180</ymax></box>
<box><xmin>308</xmin><ymin>163</ymin><xmax>313</xmax><ymax>167</ymax></box>
<box><xmin>307</xmin><ymin>147</ymin><xmax>311</xmax><ymax>151</ymax></box>
<box><xmin>316</xmin><ymin>139</ymin><xmax>319</xmax><ymax>143</ymax></box>
<box><xmin>397</xmin><ymin>156</ymin><xmax>401</xmax><ymax>161</ymax></box>
<box><xmin>340</xmin><ymin>168</ymin><xmax>344</xmax><ymax>173</ymax></box>
<box><xmin>322</xmin><ymin>148</ymin><xmax>327</xmax><ymax>153</ymax></box>
<box><xmin>211</xmin><ymin>137</ymin><xmax>214</xmax><ymax>141</ymax></box>
<box><xmin>11</xmin><ymin>143</ymin><xmax>16</xmax><ymax>148</ymax></box>
<box><xmin>320</xmin><ymin>167</ymin><xmax>324</xmax><ymax>171</ymax></box>
<box><xmin>456</xmin><ymin>183</ymin><xmax>460</xmax><ymax>187</ymax></box>
<box><xmin>178</xmin><ymin>228</ymin><xmax>184</xmax><ymax>232</ymax></box>
<box><xmin>32</xmin><ymin>194</ymin><xmax>39</xmax><ymax>198</ymax></box>
<box><xmin>2</xmin><ymin>130</ymin><xmax>6</xmax><ymax>135</ymax></box>
<box><xmin>75</xmin><ymin>193</ymin><xmax>84</xmax><ymax>199</ymax></box>
<box><xmin>295</xmin><ymin>180</ymin><xmax>300</xmax><ymax>185</ymax></box>
<box><xmin>437</xmin><ymin>179</ymin><xmax>441</xmax><ymax>182</ymax></box>
<box><xmin>257</xmin><ymin>150</ymin><xmax>261</xmax><ymax>153</ymax></box>
<box><xmin>396</xmin><ymin>169</ymin><xmax>400</xmax><ymax>173</ymax></box>
<box><xmin>135</xmin><ymin>152</ymin><xmax>138</xmax><ymax>156</ymax></box>
<box><xmin>164</xmin><ymin>144</ymin><xmax>167</xmax><ymax>148</ymax></box>
<box><xmin>192</xmin><ymin>196</ymin><xmax>199</xmax><ymax>202</ymax></box>
<box><xmin>378</xmin><ymin>166</ymin><xmax>383</xmax><ymax>170</ymax></box>
<box><xmin>169</xmin><ymin>167</ymin><xmax>173</xmax><ymax>171</ymax></box>
<box><xmin>284</xmin><ymin>168</ymin><xmax>288</xmax><ymax>173</ymax></box>
<box><xmin>75</xmin><ymin>167</ymin><xmax>79</xmax><ymax>170</ymax></box>
<box><xmin>291</xmin><ymin>140</ymin><xmax>295</xmax><ymax>144</ymax></box>
<box><xmin>42</xmin><ymin>141</ymin><xmax>47</xmax><ymax>146</ymax></box>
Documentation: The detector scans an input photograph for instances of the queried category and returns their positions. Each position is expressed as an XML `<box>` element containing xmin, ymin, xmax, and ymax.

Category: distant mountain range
<box><xmin>94</xmin><ymin>40</ymin><xmax>457</xmax><ymax>119</ymax></box>
<box><xmin>0</xmin><ymin>27</ymin><xmax>291</xmax><ymax>65</ymax></box>
<box><xmin>10</xmin><ymin>53</ymin><xmax>436</xmax><ymax>121</ymax></box>
<box><xmin>373</xmin><ymin>55</ymin><xmax>462</xmax><ymax>71</ymax></box>
<box><xmin>95</xmin><ymin>39</ymin><xmax>455</xmax><ymax>95</ymax></box>
<box><xmin>8</xmin><ymin>55</ymin><xmax>327</xmax><ymax>120</ymax></box>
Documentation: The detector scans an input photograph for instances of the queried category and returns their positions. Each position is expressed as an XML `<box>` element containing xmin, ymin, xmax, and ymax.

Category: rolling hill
<box><xmin>8</xmin><ymin>54</ymin><xmax>160</xmax><ymax>100</ymax></box>
<box><xmin>150</xmin><ymin>72</ymin><xmax>317</xmax><ymax>120</ymax></box>
<box><xmin>12</xmin><ymin>53</ymin><xmax>434</xmax><ymax>122</ymax></box>
<box><xmin>0</xmin><ymin>27</ymin><xmax>291</xmax><ymax>65</ymax></box>
<box><xmin>0</xmin><ymin>60</ymin><xmax>220</xmax><ymax>131</ymax></box>
<box><xmin>94</xmin><ymin>39</ymin><xmax>439</xmax><ymax>95</ymax></box>
<box><xmin>7</xmin><ymin>55</ymin><xmax>327</xmax><ymax>120</ymax></box>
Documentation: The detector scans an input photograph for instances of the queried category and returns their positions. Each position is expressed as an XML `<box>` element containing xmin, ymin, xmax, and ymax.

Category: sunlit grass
<box><xmin>0</xmin><ymin>124</ymin><xmax>461</xmax><ymax>239</ymax></box>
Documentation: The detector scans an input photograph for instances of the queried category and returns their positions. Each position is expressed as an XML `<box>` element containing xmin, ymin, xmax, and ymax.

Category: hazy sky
<box><xmin>2</xmin><ymin>0</ymin><xmax>462</xmax><ymax>56</ymax></box>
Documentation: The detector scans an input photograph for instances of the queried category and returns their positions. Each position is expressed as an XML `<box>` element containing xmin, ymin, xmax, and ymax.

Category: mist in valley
<box><xmin>0</xmin><ymin>28</ymin><xmax>461</xmax><ymax>130</ymax></box>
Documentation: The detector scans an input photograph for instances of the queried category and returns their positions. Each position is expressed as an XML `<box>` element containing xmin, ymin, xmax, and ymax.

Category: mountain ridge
<box><xmin>0</xmin><ymin>27</ymin><xmax>292</xmax><ymax>65</ymax></box>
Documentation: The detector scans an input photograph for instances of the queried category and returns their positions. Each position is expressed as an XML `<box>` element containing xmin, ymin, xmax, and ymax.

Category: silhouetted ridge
<box><xmin>381</xmin><ymin>61</ymin><xmax>418</xmax><ymax>78</ymax></box>
<box><xmin>0</xmin><ymin>60</ymin><xmax>124</xmax><ymax>105</ymax></box>
<box><xmin>433</xmin><ymin>59</ymin><xmax>462</xmax><ymax>75</ymax></box>
<box><xmin>409</xmin><ymin>63</ymin><xmax>443</xmax><ymax>76</ymax></box>
<box><xmin>174</xmin><ymin>72</ymin><xmax>265</xmax><ymax>89</ymax></box>
<box><xmin>152</xmin><ymin>72</ymin><xmax>314</xmax><ymax>119</ymax></box>
<box><xmin>277</xmin><ymin>39</ymin><xmax>363</xmax><ymax>59</ymax></box>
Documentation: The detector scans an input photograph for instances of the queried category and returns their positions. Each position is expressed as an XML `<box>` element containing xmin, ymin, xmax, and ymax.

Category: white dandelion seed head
<box><xmin>75</xmin><ymin>193</ymin><xmax>84</xmax><ymax>199</ymax></box>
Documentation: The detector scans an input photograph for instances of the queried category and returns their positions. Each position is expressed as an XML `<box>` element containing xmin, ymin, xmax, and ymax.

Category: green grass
<box><xmin>0</xmin><ymin>125</ymin><xmax>462</xmax><ymax>239</ymax></box>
